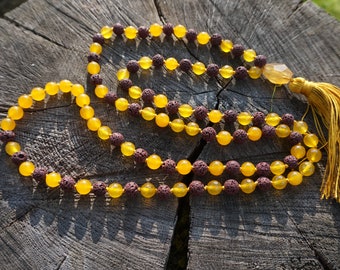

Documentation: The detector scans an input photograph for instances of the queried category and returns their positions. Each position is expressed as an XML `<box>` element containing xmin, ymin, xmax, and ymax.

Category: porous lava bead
<box><xmin>192</xmin><ymin>160</ymin><xmax>208</xmax><ymax>176</ymax></box>
<box><xmin>32</xmin><ymin>167</ymin><xmax>47</xmax><ymax>183</ymax></box>
<box><xmin>231</xmin><ymin>44</ymin><xmax>244</xmax><ymax>58</ymax></box>
<box><xmin>157</xmin><ymin>184</ymin><xmax>171</xmax><ymax>199</ymax></box>
<box><xmin>225</xmin><ymin>160</ymin><xmax>240</xmax><ymax>176</ymax></box>
<box><xmin>92</xmin><ymin>181</ymin><xmax>107</xmax><ymax>196</ymax></box>
<box><xmin>161</xmin><ymin>159</ymin><xmax>177</xmax><ymax>174</ymax></box>
<box><xmin>254</xmin><ymin>55</ymin><xmax>267</xmax><ymax>68</ymax></box>
<box><xmin>194</xmin><ymin>106</ymin><xmax>208</xmax><ymax>120</ymax></box>
<box><xmin>128</xmin><ymin>103</ymin><xmax>142</xmax><ymax>117</ymax></box>
<box><xmin>109</xmin><ymin>132</ymin><xmax>125</xmax><ymax>146</ymax></box>
<box><xmin>90</xmin><ymin>74</ymin><xmax>103</xmax><ymax>85</ymax></box>
<box><xmin>234</xmin><ymin>66</ymin><xmax>248</xmax><ymax>80</ymax></box>
<box><xmin>133</xmin><ymin>148</ymin><xmax>148</xmax><ymax>163</ymax></box>
<box><xmin>152</xmin><ymin>54</ymin><xmax>164</xmax><ymax>68</ymax></box>
<box><xmin>262</xmin><ymin>125</ymin><xmax>276</xmax><ymax>139</ymax></box>
<box><xmin>87</xmin><ymin>52</ymin><xmax>100</xmax><ymax>62</ymax></box>
<box><xmin>179</xmin><ymin>59</ymin><xmax>192</xmax><ymax>73</ymax></box>
<box><xmin>224</xmin><ymin>179</ymin><xmax>240</xmax><ymax>195</ymax></box>
<box><xmin>124</xmin><ymin>182</ymin><xmax>139</xmax><ymax>196</ymax></box>
<box><xmin>11</xmin><ymin>151</ymin><xmax>28</xmax><ymax>165</ymax></box>
<box><xmin>166</xmin><ymin>100</ymin><xmax>180</xmax><ymax>115</ymax></box>
<box><xmin>224</xmin><ymin>110</ymin><xmax>237</xmax><ymax>124</ymax></box>
<box><xmin>252</xmin><ymin>112</ymin><xmax>266</xmax><ymax>127</ymax></box>
<box><xmin>126</xmin><ymin>60</ymin><xmax>140</xmax><ymax>73</ymax></box>
<box><xmin>92</xmin><ymin>33</ymin><xmax>105</xmax><ymax>45</ymax></box>
<box><xmin>138</xmin><ymin>26</ymin><xmax>149</xmax><ymax>39</ymax></box>
<box><xmin>113</xmin><ymin>23</ymin><xmax>124</xmax><ymax>36</ymax></box>
<box><xmin>0</xmin><ymin>130</ymin><xmax>15</xmax><ymax>143</ymax></box>
<box><xmin>162</xmin><ymin>23</ymin><xmax>174</xmax><ymax>36</ymax></box>
<box><xmin>201</xmin><ymin>127</ymin><xmax>216</xmax><ymax>142</ymax></box>
<box><xmin>281</xmin><ymin>113</ymin><xmax>295</xmax><ymax>126</ymax></box>
<box><xmin>185</xmin><ymin>29</ymin><xmax>197</xmax><ymax>42</ymax></box>
<box><xmin>189</xmin><ymin>180</ymin><xmax>205</xmax><ymax>195</ymax></box>
<box><xmin>283</xmin><ymin>155</ymin><xmax>298</xmax><ymax>169</ymax></box>
<box><xmin>60</xmin><ymin>175</ymin><xmax>76</xmax><ymax>191</ymax></box>
<box><xmin>104</xmin><ymin>92</ymin><xmax>118</xmax><ymax>104</ymax></box>
<box><xmin>141</xmin><ymin>88</ymin><xmax>155</xmax><ymax>103</ymax></box>
<box><xmin>233</xmin><ymin>129</ymin><xmax>248</xmax><ymax>144</ymax></box>
<box><xmin>256</xmin><ymin>177</ymin><xmax>271</xmax><ymax>191</ymax></box>
<box><xmin>210</xmin><ymin>33</ymin><xmax>222</xmax><ymax>46</ymax></box>
<box><xmin>289</xmin><ymin>131</ymin><xmax>303</xmax><ymax>145</ymax></box>
<box><xmin>119</xmin><ymin>79</ymin><xmax>133</xmax><ymax>91</ymax></box>
<box><xmin>256</xmin><ymin>162</ymin><xmax>271</xmax><ymax>177</ymax></box>
<box><xmin>206</xmin><ymin>64</ymin><xmax>219</xmax><ymax>77</ymax></box>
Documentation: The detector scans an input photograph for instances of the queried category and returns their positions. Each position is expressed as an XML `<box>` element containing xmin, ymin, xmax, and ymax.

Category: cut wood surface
<box><xmin>0</xmin><ymin>0</ymin><xmax>339</xmax><ymax>269</ymax></box>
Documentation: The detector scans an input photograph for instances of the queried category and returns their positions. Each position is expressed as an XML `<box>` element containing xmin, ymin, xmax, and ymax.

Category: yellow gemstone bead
<box><xmin>120</xmin><ymin>142</ymin><xmax>136</xmax><ymax>157</ymax></box>
<box><xmin>197</xmin><ymin>32</ymin><xmax>210</xmax><ymax>45</ymax></box>
<box><xmin>265</xmin><ymin>112</ymin><xmax>281</xmax><ymax>126</ymax></box>
<box><xmin>303</xmin><ymin>134</ymin><xmax>319</xmax><ymax>148</ymax></box>
<box><xmin>18</xmin><ymin>94</ymin><xmax>33</xmax><ymax>109</ymax></box>
<box><xmin>71</xmin><ymin>84</ymin><xmax>85</xmax><ymax>97</ymax></box>
<box><xmin>98</xmin><ymin>126</ymin><xmax>112</xmax><ymax>140</ymax></box>
<box><xmin>116</xmin><ymin>68</ymin><xmax>130</xmax><ymax>81</ymax></box>
<box><xmin>237</xmin><ymin>112</ymin><xmax>253</xmax><ymax>125</ymax></box>
<box><xmin>247</xmin><ymin>127</ymin><xmax>262</xmax><ymax>141</ymax></box>
<box><xmin>205</xmin><ymin>180</ymin><xmax>223</xmax><ymax>196</ymax></box>
<box><xmin>293</xmin><ymin>121</ymin><xmax>308</xmax><ymax>134</ymax></box>
<box><xmin>128</xmin><ymin>86</ymin><xmax>142</xmax><ymax>99</ymax></box>
<box><xmin>89</xmin><ymin>42</ymin><xmax>102</xmax><ymax>54</ymax></box>
<box><xmin>76</xmin><ymin>93</ymin><xmax>90</xmax><ymax>107</ymax></box>
<box><xmin>171</xmin><ymin>182</ymin><xmax>188</xmax><ymax>197</ymax></box>
<box><xmin>59</xmin><ymin>80</ymin><xmax>72</xmax><ymax>93</ymax></box>
<box><xmin>262</xmin><ymin>63</ymin><xmax>293</xmax><ymax>85</ymax></box>
<box><xmin>220</xmin><ymin>39</ymin><xmax>233</xmax><ymax>53</ymax></box>
<box><xmin>216</xmin><ymin>130</ymin><xmax>232</xmax><ymax>146</ymax></box>
<box><xmin>192</xmin><ymin>62</ymin><xmax>206</xmax><ymax>75</ymax></box>
<box><xmin>18</xmin><ymin>161</ymin><xmax>35</xmax><ymax>177</ymax></box>
<box><xmin>243</xmin><ymin>49</ymin><xmax>256</xmax><ymax>62</ymax></box>
<box><xmin>208</xmin><ymin>160</ymin><xmax>225</xmax><ymax>176</ymax></box>
<box><xmin>140</xmin><ymin>182</ymin><xmax>156</xmax><ymax>198</ymax></box>
<box><xmin>169</xmin><ymin>119</ymin><xmax>185</xmax><ymax>133</ymax></box>
<box><xmin>248</xmin><ymin>66</ymin><xmax>262</xmax><ymax>79</ymax></box>
<box><xmin>141</xmin><ymin>107</ymin><xmax>156</xmax><ymax>121</ymax></box>
<box><xmin>299</xmin><ymin>161</ymin><xmax>315</xmax><ymax>176</ymax></box>
<box><xmin>291</xmin><ymin>144</ymin><xmax>306</xmax><ymax>159</ymax></box>
<box><xmin>219</xmin><ymin>65</ymin><xmax>234</xmax><ymax>78</ymax></box>
<box><xmin>1</xmin><ymin>117</ymin><xmax>16</xmax><ymax>131</ymax></box>
<box><xmin>95</xmin><ymin>85</ymin><xmax>109</xmax><ymax>98</ymax></box>
<box><xmin>87</xmin><ymin>61</ymin><xmax>100</xmax><ymax>75</ymax></box>
<box><xmin>307</xmin><ymin>148</ymin><xmax>322</xmax><ymax>162</ymax></box>
<box><xmin>275</xmin><ymin>124</ymin><xmax>291</xmax><ymax>138</ymax></box>
<box><xmin>87</xmin><ymin>117</ymin><xmax>101</xmax><ymax>131</ymax></box>
<box><xmin>46</xmin><ymin>172</ymin><xmax>61</xmax><ymax>188</ymax></box>
<box><xmin>138</xmin><ymin>56</ymin><xmax>153</xmax><ymax>70</ymax></box>
<box><xmin>8</xmin><ymin>106</ymin><xmax>24</xmax><ymax>120</ymax></box>
<box><xmin>271</xmin><ymin>175</ymin><xmax>288</xmax><ymax>190</ymax></box>
<box><xmin>30</xmin><ymin>87</ymin><xmax>46</xmax><ymax>101</ymax></box>
<box><xmin>176</xmin><ymin>159</ymin><xmax>192</xmax><ymax>175</ymax></box>
<box><xmin>5</xmin><ymin>141</ymin><xmax>21</xmax><ymax>155</ymax></box>
<box><xmin>115</xmin><ymin>98</ymin><xmax>129</xmax><ymax>112</ymax></box>
<box><xmin>270</xmin><ymin>160</ymin><xmax>287</xmax><ymax>175</ymax></box>
<box><xmin>101</xmin><ymin>25</ymin><xmax>113</xmax><ymax>39</ymax></box>
<box><xmin>240</xmin><ymin>162</ymin><xmax>256</xmax><ymax>177</ymax></box>
<box><xmin>154</xmin><ymin>94</ymin><xmax>168</xmax><ymax>108</ymax></box>
<box><xmin>124</xmin><ymin>26</ymin><xmax>138</xmax><ymax>39</ymax></box>
<box><xmin>80</xmin><ymin>105</ymin><xmax>95</xmax><ymax>120</ymax></box>
<box><xmin>287</xmin><ymin>171</ymin><xmax>303</xmax><ymax>186</ymax></box>
<box><xmin>173</xmin><ymin>25</ymin><xmax>187</xmax><ymax>38</ymax></box>
<box><xmin>107</xmin><ymin>183</ymin><xmax>124</xmax><ymax>198</ymax></box>
<box><xmin>185</xmin><ymin>122</ymin><xmax>201</xmax><ymax>136</ymax></box>
<box><xmin>149</xmin><ymin>23</ymin><xmax>163</xmax><ymax>37</ymax></box>
<box><xmin>240</xmin><ymin>179</ymin><xmax>256</xmax><ymax>194</ymax></box>
<box><xmin>146</xmin><ymin>154</ymin><xmax>162</xmax><ymax>170</ymax></box>
<box><xmin>208</xmin><ymin>110</ymin><xmax>223</xmax><ymax>123</ymax></box>
<box><xmin>75</xmin><ymin>179</ymin><xmax>92</xmax><ymax>195</ymax></box>
<box><xmin>164</xmin><ymin>58</ymin><xmax>179</xmax><ymax>71</ymax></box>
<box><xmin>45</xmin><ymin>82</ymin><xmax>59</xmax><ymax>96</ymax></box>
<box><xmin>178</xmin><ymin>104</ymin><xmax>194</xmax><ymax>118</ymax></box>
<box><xmin>155</xmin><ymin>113</ymin><xmax>170</xmax><ymax>128</ymax></box>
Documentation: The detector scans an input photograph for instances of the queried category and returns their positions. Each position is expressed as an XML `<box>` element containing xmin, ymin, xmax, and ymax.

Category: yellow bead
<box><xmin>18</xmin><ymin>161</ymin><xmax>35</xmax><ymax>177</ymax></box>
<box><xmin>293</xmin><ymin>121</ymin><xmax>308</xmax><ymax>134</ymax></box>
<box><xmin>128</xmin><ymin>86</ymin><xmax>142</xmax><ymax>99</ymax></box>
<box><xmin>140</xmin><ymin>182</ymin><xmax>156</xmax><ymax>198</ymax></box>
<box><xmin>59</xmin><ymin>80</ymin><xmax>72</xmax><ymax>93</ymax></box>
<box><xmin>248</xmin><ymin>66</ymin><xmax>262</xmax><ymax>79</ymax></box>
<box><xmin>155</xmin><ymin>113</ymin><xmax>170</xmax><ymax>128</ymax></box>
<box><xmin>149</xmin><ymin>23</ymin><xmax>163</xmax><ymax>37</ymax></box>
<box><xmin>94</xmin><ymin>85</ymin><xmax>109</xmax><ymax>98</ymax></box>
<box><xmin>89</xmin><ymin>42</ymin><xmax>102</xmax><ymax>54</ymax></box>
<box><xmin>197</xmin><ymin>32</ymin><xmax>210</xmax><ymax>45</ymax></box>
<box><xmin>5</xmin><ymin>141</ymin><xmax>21</xmax><ymax>155</ymax></box>
<box><xmin>71</xmin><ymin>84</ymin><xmax>85</xmax><ymax>97</ymax></box>
<box><xmin>240</xmin><ymin>179</ymin><xmax>256</xmax><ymax>194</ymax></box>
<box><xmin>107</xmin><ymin>183</ymin><xmax>124</xmax><ymax>198</ymax></box>
<box><xmin>299</xmin><ymin>161</ymin><xmax>315</xmax><ymax>176</ymax></box>
<box><xmin>87</xmin><ymin>61</ymin><xmax>101</xmax><ymax>75</ymax></box>
<box><xmin>243</xmin><ymin>49</ymin><xmax>256</xmax><ymax>62</ymax></box>
<box><xmin>271</xmin><ymin>175</ymin><xmax>288</xmax><ymax>190</ymax></box>
<box><xmin>208</xmin><ymin>160</ymin><xmax>225</xmax><ymax>176</ymax></box>
<box><xmin>80</xmin><ymin>105</ymin><xmax>95</xmax><ymax>120</ymax></box>
<box><xmin>18</xmin><ymin>94</ymin><xmax>33</xmax><ymax>109</ymax></box>
<box><xmin>291</xmin><ymin>144</ymin><xmax>306</xmax><ymax>159</ymax></box>
<box><xmin>219</xmin><ymin>65</ymin><xmax>234</xmax><ymax>78</ymax></box>
<box><xmin>275</xmin><ymin>124</ymin><xmax>291</xmax><ymax>138</ymax></box>
<box><xmin>176</xmin><ymin>159</ymin><xmax>192</xmax><ymax>175</ymax></box>
<box><xmin>220</xmin><ymin>39</ymin><xmax>233</xmax><ymax>53</ymax></box>
<box><xmin>154</xmin><ymin>94</ymin><xmax>168</xmax><ymax>108</ymax></box>
<box><xmin>265</xmin><ymin>112</ymin><xmax>281</xmax><ymax>126</ymax></box>
<box><xmin>287</xmin><ymin>171</ymin><xmax>303</xmax><ymax>186</ymax></box>
<box><xmin>303</xmin><ymin>134</ymin><xmax>319</xmax><ymax>148</ymax></box>
<box><xmin>205</xmin><ymin>180</ymin><xmax>223</xmax><ymax>195</ymax></box>
<box><xmin>116</xmin><ymin>68</ymin><xmax>130</xmax><ymax>81</ymax></box>
<box><xmin>115</xmin><ymin>98</ymin><xmax>129</xmax><ymax>112</ymax></box>
<box><xmin>1</xmin><ymin>117</ymin><xmax>16</xmax><ymax>131</ymax></box>
<box><xmin>101</xmin><ymin>25</ymin><xmax>113</xmax><ymax>39</ymax></box>
<box><xmin>247</xmin><ymin>127</ymin><xmax>262</xmax><ymax>141</ymax></box>
<box><xmin>45</xmin><ymin>82</ymin><xmax>59</xmax><ymax>96</ymax></box>
<box><xmin>237</xmin><ymin>112</ymin><xmax>253</xmax><ymax>125</ymax></box>
<box><xmin>185</xmin><ymin>122</ymin><xmax>201</xmax><ymax>136</ymax></box>
<box><xmin>87</xmin><ymin>117</ymin><xmax>101</xmax><ymax>131</ymax></box>
<box><xmin>169</xmin><ymin>119</ymin><xmax>185</xmax><ymax>133</ymax></box>
<box><xmin>146</xmin><ymin>154</ymin><xmax>162</xmax><ymax>170</ymax></box>
<box><xmin>124</xmin><ymin>26</ymin><xmax>138</xmax><ymax>39</ymax></box>
<box><xmin>208</xmin><ymin>110</ymin><xmax>223</xmax><ymax>123</ymax></box>
<box><xmin>171</xmin><ymin>182</ymin><xmax>188</xmax><ymax>197</ymax></box>
<box><xmin>8</xmin><ymin>106</ymin><xmax>24</xmax><ymax>120</ymax></box>
<box><xmin>270</xmin><ymin>160</ymin><xmax>287</xmax><ymax>175</ymax></box>
<box><xmin>216</xmin><ymin>130</ymin><xmax>232</xmax><ymax>146</ymax></box>
<box><xmin>178</xmin><ymin>104</ymin><xmax>193</xmax><ymax>118</ymax></box>
<box><xmin>30</xmin><ymin>87</ymin><xmax>46</xmax><ymax>101</ymax></box>
<box><xmin>46</xmin><ymin>172</ymin><xmax>61</xmax><ymax>188</ymax></box>
<box><xmin>307</xmin><ymin>148</ymin><xmax>322</xmax><ymax>162</ymax></box>
<box><xmin>262</xmin><ymin>63</ymin><xmax>293</xmax><ymax>85</ymax></box>
<box><xmin>120</xmin><ymin>142</ymin><xmax>136</xmax><ymax>157</ymax></box>
<box><xmin>192</xmin><ymin>62</ymin><xmax>206</xmax><ymax>75</ymax></box>
<box><xmin>75</xmin><ymin>179</ymin><xmax>92</xmax><ymax>195</ymax></box>
<box><xmin>240</xmin><ymin>162</ymin><xmax>256</xmax><ymax>177</ymax></box>
<box><xmin>98</xmin><ymin>126</ymin><xmax>112</xmax><ymax>140</ymax></box>
<box><xmin>76</xmin><ymin>93</ymin><xmax>90</xmax><ymax>107</ymax></box>
<box><xmin>141</xmin><ymin>107</ymin><xmax>156</xmax><ymax>121</ymax></box>
<box><xmin>164</xmin><ymin>58</ymin><xmax>179</xmax><ymax>71</ymax></box>
<box><xmin>173</xmin><ymin>25</ymin><xmax>187</xmax><ymax>38</ymax></box>
<box><xmin>138</xmin><ymin>56</ymin><xmax>153</xmax><ymax>70</ymax></box>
